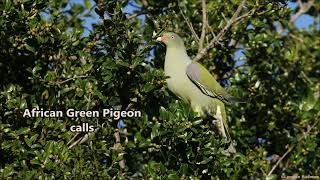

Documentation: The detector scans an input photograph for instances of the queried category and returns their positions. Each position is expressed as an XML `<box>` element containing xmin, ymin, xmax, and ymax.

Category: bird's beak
<box><xmin>156</xmin><ymin>36</ymin><xmax>163</xmax><ymax>42</ymax></box>
<box><xmin>156</xmin><ymin>35</ymin><xmax>168</xmax><ymax>42</ymax></box>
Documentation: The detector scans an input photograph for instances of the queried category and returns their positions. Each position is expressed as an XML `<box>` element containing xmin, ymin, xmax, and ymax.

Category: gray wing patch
<box><xmin>186</xmin><ymin>64</ymin><xmax>230</xmax><ymax>104</ymax></box>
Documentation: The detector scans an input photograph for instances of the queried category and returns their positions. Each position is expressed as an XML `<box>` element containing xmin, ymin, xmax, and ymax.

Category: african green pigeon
<box><xmin>157</xmin><ymin>32</ymin><xmax>242</xmax><ymax>153</ymax></box>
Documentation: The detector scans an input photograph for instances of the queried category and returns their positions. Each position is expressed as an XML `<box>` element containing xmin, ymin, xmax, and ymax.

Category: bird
<box><xmin>156</xmin><ymin>32</ymin><xmax>242</xmax><ymax>153</ymax></box>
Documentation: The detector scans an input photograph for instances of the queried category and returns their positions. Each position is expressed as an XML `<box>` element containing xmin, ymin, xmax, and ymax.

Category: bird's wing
<box><xmin>186</xmin><ymin>62</ymin><xmax>237</xmax><ymax>104</ymax></box>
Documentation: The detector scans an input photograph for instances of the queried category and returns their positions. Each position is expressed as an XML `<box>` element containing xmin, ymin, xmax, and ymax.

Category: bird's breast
<box><xmin>164</xmin><ymin>51</ymin><xmax>212</xmax><ymax>108</ymax></box>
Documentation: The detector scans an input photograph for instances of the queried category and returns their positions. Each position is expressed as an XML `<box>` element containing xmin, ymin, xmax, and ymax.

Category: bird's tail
<box><xmin>226</xmin><ymin>95</ymin><xmax>246</xmax><ymax>105</ymax></box>
<box><xmin>218</xmin><ymin>112</ymin><xmax>236</xmax><ymax>154</ymax></box>
<box><xmin>212</xmin><ymin>103</ymin><xmax>236</xmax><ymax>154</ymax></box>
<box><xmin>214</xmin><ymin>105</ymin><xmax>231</xmax><ymax>141</ymax></box>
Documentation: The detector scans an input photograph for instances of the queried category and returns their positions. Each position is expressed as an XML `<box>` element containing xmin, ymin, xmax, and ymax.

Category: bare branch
<box><xmin>193</xmin><ymin>0</ymin><xmax>247</xmax><ymax>62</ymax></box>
<box><xmin>79</xmin><ymin>128</ymin><xmax>99</xmax><ymax>145</ymax></box>
<box><xmin>141</xmin><ymin>0</ymin><xmax>148</xmax><ymax>7</ymax></box>
<box><xmin>234</xmin><ymin>8</ymin><xmax>256</xmax><ymax>23</ymax></box>
<box><xmin>206</xmin><ymin>22</ymin><xmax>223</xmax><ymax>46</ymax></box>
<box><xmin>68</xmin><ymin>128</ymin><xmax>99</xmax><ymax>149</ymax></box>
<box><xmin>179</xmin><ymin>4</ymin><xmax>200</xmax><ymax>43</ymax></box>
<box><xmin>68</xmin><ymin>136</ymin><xmax>83</xmax><ymax>149</ymax></box>
<box><xmin>48</xmin><ymin>75</ymin><xmax>88</xmax><ymax>85</ymax></box>
<box><xmin>127</xmin><ymin>12</ymin><xmax>146</xmax><ymax>20</ymax></box>
<box><xmin>114</xmin><ymin>131</ymin><xmax>126</xmax><ymax>169</ymax></box>
<box><xmin>67</xmin><ymin>132</ymin><xmax>79</xmax><ymax>145</ymax></box>
<box><xmin>300</xmin><ymin>71</ymin><xmax>313</xmax><ymax>84</ymax></box>
<box><xmin>290</xmin><ymin>0</ymin><xmax>315</xmax><ymax>23</ymax></box>
<box><xmin>267</xmin><ymin>145</ymin><xmax>293</xmax><ymax>177</ymax></box>
<box><xmin>267</xmin><ymin>118</ymin><xmax>320</xmax><ymax>176</ymax></box>
<box><xmin>289</xmin><ymin>34</ymin><xmax>304</xmax><ymax>43</ymax></box>
<box><xmin>198</xmin><ymin>0</ymin><xmax>208</xmax><ymax>53</ymax></box>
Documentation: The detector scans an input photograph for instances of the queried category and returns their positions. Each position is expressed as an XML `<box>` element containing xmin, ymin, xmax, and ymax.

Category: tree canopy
<box><xmin>0</xmin><ymin>0</ymin><xmax>319</xmax><ymax>179</ymax></box>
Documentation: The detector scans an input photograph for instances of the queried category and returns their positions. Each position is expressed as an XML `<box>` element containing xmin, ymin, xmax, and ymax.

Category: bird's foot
<box><xmin>223</xmin><ymin>141</ymin><xmax>237</xmax><ymax>156</ymax></box>
<box><xmin>227</xmin><ymin>143</ymin><xmax>237</xmax><ymax>154</ymax></box>
<box><xmin>211</xmin><ymin>119</ymin><xmax>218</xmax><ymax>125</ymax></box>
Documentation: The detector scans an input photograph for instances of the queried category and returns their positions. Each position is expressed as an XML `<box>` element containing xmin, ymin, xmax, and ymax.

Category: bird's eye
<box><xmin>171</xmin><ymin>36</ymin><xmax>174</xmax><ymax>39</ymax></box>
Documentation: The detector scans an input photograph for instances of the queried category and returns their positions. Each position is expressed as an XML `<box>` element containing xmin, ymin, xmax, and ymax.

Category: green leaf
<box><xmin>2</xmin><ymin>165</ymin><xmax>15</xmax><ymax>178</ymax></box>
<box><xmin>32</xmin><ymin>65</ymin><xmax>42</xmax><ymax>75</ymax></box>
<box><xmin>192</xmin><ymin>119</ymin><xmax>203</xmax><ymax>126</ymax></box>
<box><xmin>179</xmin><ymin>163</ymin><xmax>188</xmax><ymax>175</ymax></box>
<box><xmin>60</xmin><ymin>87</ymin><xmax>73</xmax><ymax>94</ymax></box>
<box><xmin>5</xmin><ymin>0</ymin><xmax>12</xmax><ymax>11</ymax></box>
<box><xmin>16</xmin><ymin>127</ymin><xmax>30</xmax><ymax>135</ymax></box>
<box><xmin>25</xmin><ymin>44</ymin><xmax>35</xmax><ymax>53</ymax></box>
<box><xmin>20</xmin><ymin>98</ymin><xmax>27</xmax><ymax>109</ymax></box>
<box><xmin>72</xmin><ymin>40</ymin><xmax>80</xmax><ymax>46</ymax></box>
<box><xmin>151</xmin><ymin>123</ymin><xmax>160</xmax><ymax>139</ymax></box>
<box><xmin>84</xmin><ymin>0</ymin><xmax>91</xmax><ymax>9</ymax></box>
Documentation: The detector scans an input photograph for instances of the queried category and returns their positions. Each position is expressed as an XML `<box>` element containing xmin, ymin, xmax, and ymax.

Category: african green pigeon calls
<box><xmin>157</xmin><ymin>32</ymin><xmax>242</xmax><ymax>153</ymax></box>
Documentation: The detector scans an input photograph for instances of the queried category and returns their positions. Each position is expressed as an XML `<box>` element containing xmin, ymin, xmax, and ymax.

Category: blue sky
<box><xmin>287</xmin><ymin>2</ymin><xmax>316</xmax><ymax>30</ymax></box>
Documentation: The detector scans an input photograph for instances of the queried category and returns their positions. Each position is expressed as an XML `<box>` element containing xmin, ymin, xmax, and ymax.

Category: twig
<box><xmin>128</xmin><ymin>2</ymin><xmax>143</xmax><ymax>9</ymax></box>
<box><xmin>206</xmin><ymin>22</ymin><xmax>223</xmax><ymax>46</ymax></box>
<box><xmin>234</xmin><ymin>8</ymin><xmax>256</xmax><ymax>23</ymax></box>
<box><xmin>88</xmin><ymin>4</ymin><xmax>97</xmax><ymax>15</ymax></box>
<box><xmin>51</xmin><ymin>75</ymin><xmax>88</xmax><ymax>85</ymax></box>
<box><xmin>127</xmin><ymin>11</ymin><xmax>146</xmax><ymax>20</ymax></box>
<box><xmin>300</xmin><ymin>71</ymin><xmax>313</xmax><ymax>84</ymax></box>
<box><xmin>141</xmin><ymin>0</ymin><xmax>148</xmax><ymax>7</ymax></box>
<box><xmin>178</xmin><ymin>3</ymin><xmax>200</xmax><ymax>43</ymax></box>
<box><xmin>79</xmin><ymin>128</ymin><xmax>99</xmax><ymax>145</ymax></box>
<box><xmin>198</xmin><ymin>0</ymin><xmax>207</xmax><ymax>53</ymax></box>
<box><xmin>267</xmin><ymin>145</ymin><xmax>294</xmax><ymax>177</ymax></box>
<box><xmin>67</xmin><ymin>132</ymin><xmax>79</xmax><ymax>145</ymax></box>
<box><xmin>290</xmin><ymin>0</ymin><xmax>315</xmax><ymax>23</ymax></box>
<box><xmin>289</xmin><ymin>34</ymin><xmax>304</xmax><ymax>43</ymax></box>
<box><xmin>114</xmin><ymin>131</ymin><xmax>126</xmax><ymax>169</ymax></box>
<box><xmin>68</xmin><ymin>135</ymin><xmax>83</xmax><ymax>149</ymax></box>
<box><xmin>193</xmin><ymin>0</ymin><xmax>247</xmax><ymax>62</ymax></box>
<box><xmin>267</xmin><ymin>118</ymin><xmax>320</xmax><ymax>176</ymax></box>
<box><xmin>68</xmin><ymin>128</ymin><xmax>99</xmax><ymax>149</ymax></box>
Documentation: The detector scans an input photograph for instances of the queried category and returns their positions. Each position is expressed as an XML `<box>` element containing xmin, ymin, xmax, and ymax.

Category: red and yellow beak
<box><xmin>156</xmin><ymin>35</ymin><xmax>168</xmax><ymax>42</ymax></box>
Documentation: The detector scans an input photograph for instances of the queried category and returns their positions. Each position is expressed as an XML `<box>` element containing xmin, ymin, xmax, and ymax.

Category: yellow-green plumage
<box><xmin>157</xmin><ymin>32</ymin><xmax>239</xmax><ymax>153</ymax></box>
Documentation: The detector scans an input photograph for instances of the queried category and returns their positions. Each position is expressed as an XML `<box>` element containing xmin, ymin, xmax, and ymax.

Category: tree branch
<box><xmin>290</xmin><ymin>0</ymin><xmax>315</xmax><ymax>23</ymax></box>
<box><xmin>127</xmin><ymin>11</ymin><xmax>146</xmax><ymax>20</ymax></box>
<box><xmin>267</xmin><ymin>118</ymin><xmax>320</xmax><ymax>176</ymax></box>
<box><xmin>198</xmin><ymin>0</ymin><xmax>207</xmax><ymax>53</ymax></box>
<box><xmin>141</xmin><ymin>0</ymin><xmax>148</xmax><ymax>7</ymax></box>
<box><xmin>193</xmin><ymin>0</ymin><xmax>247</xmax><ymax>62</ymax></box>
<box><xmin>42</xmin><ymin>75</ymin><xmax>88</xmax><ymax>85</ymax></box>
<box><xmin>68</xmin><ymin>128</ymin><xmax>99</xmax><ymax>149</ymax></box>
<box><xmin>114</xmin><ymin>131</ymin><xmax>126</xmax><ymax>169</ymax></box>
<box><xmin>67</xmin><ymin>132</ymin><xmax>79</xmax><ymax>146</ymax></box>
<box><xmin>179</xmin><ymin>4</ymin><xmax>200</xmax><ymax>43</ymax></box>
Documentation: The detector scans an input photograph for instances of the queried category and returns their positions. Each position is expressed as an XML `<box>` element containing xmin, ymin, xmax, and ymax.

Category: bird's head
<box><xmin>156</xmin><ymin>32</ymin><xmax>185</xmax><ymax>49</ymax></box>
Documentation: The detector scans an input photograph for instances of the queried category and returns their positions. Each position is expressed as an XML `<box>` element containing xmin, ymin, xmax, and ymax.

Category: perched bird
<box><xmin>157</xmin><ymin>32</ymin><xmax>242</xmax><ymax>153</ymax></box>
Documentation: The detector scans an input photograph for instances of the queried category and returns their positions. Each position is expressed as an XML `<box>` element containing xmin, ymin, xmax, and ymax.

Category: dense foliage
<box><xmin>0</xmin><ymin>0</ymin><xmax>319</xmax><ymax>179</ymax></box>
